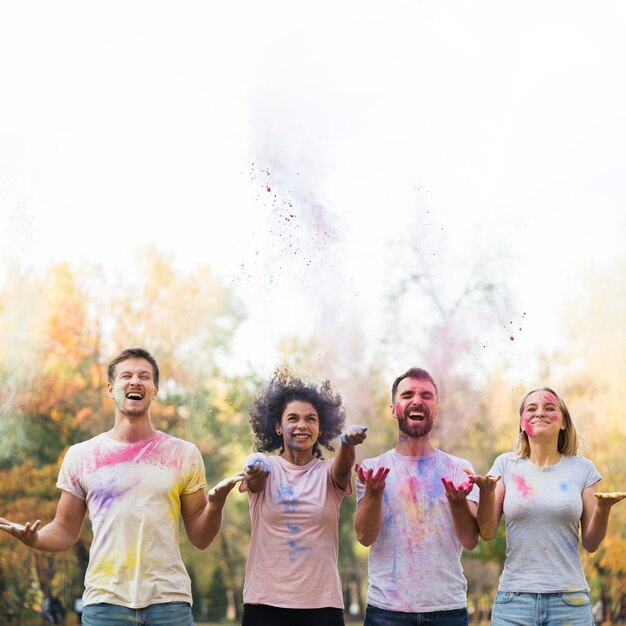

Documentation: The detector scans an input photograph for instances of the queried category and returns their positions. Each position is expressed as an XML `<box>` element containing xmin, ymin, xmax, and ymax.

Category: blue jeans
<box><xmin>364</xmin><ymin>604</ymin><xmax>468</xmax><ymax>625</ymax></box>
<box><xmin>491</xmin><ymin>591</ymin><xmax>593</xmax><ymax>625</ymax></box>
<box><xmin>82</xmin><ymin>602</ymin><xmax>194</xmax><ymax>626</ymax></box>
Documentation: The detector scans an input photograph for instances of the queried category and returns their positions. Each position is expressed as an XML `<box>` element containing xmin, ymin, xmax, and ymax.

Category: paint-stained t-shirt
<box><xmin>356</xmin><ymin>449</ymin><xmax>479</xmax><ymax>613</ymax></box>
<box><xmin>57</xmin><ymin>431</ymin><xmax>207</xmax><ymax>608</ymax></box>
<box><xmin>241</xmin><ymin>453</ymin><xmax>351</xmax><ymax>609</ymax></box>
<box><xmin>490</xmin><ymin>453</ymin><xmax>601</xmax><ymax>593</ymax></box>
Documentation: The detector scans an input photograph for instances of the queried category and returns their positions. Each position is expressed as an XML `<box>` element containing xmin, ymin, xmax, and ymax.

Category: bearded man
<box><xmin>355</xmin><ymin>367</ymin><xmax>479</xmax><ymax>626</ymax></box>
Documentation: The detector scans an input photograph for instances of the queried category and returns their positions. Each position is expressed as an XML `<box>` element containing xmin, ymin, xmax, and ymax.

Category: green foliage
<box><xmin>205</xmin><ymin>565</ymin><xmax>228</xmax><ymax>622</ymax></box>
<box><xmin>1</xmin><ymin>252</ymin><xmax>626</xmax><ymax>618</ymax></box>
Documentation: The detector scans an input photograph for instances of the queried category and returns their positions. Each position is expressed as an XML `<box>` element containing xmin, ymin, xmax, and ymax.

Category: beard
<box><xmin>397</xmin><ymin>404</ymin><xmax>435</xmax><ymax>438</ymax></box>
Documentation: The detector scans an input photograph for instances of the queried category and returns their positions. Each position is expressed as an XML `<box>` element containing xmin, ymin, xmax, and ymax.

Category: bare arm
<box><xmin>441</xmin><ymin>477</ymin><xmax>479</xmax><ymax>550</ymax></box>
<box><xmin>331</xmin><ymin>425</ymin><xmax>367</xmax><ymax>490</ymax></box>
<box><xmin>355</xmin><ymin>466</ymin><xmax>389</xmax><ymax>546</ymax></box>
<box><xmin>0</xmin><ymin>490</ymin><xmax>86</xmax><ymax>552</ymax></box>
<box><xmin>581</xmin><ymin>485</ymin><xmax>626</xmax><ymax>553</ymax></box>
<box><xmin>181</xmin><ymin>473</ymin><xmax>243</xmax><ymax>550</ymax></box>
<box><xmin>469</xmin><ymin>473</ymin><xmax>504</xmax><ymax>541</ymax></box>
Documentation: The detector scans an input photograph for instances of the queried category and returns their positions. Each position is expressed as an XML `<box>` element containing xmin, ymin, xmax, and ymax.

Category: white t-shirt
<box><xmin>57</xmin><ymin>431</ymin><xmax>207</xmax><ymax>608</ymax></box>
<box><xmin>490</xmin><ymin>453</ymin><xmax>601</xmax><ymax>593</ymax></box>
<box><xmin>356</xmin><ymin>448</ymin><xmax>478</xmax><ymax>613</ymax></box>
<box><xmin>241</xmin><ymin>453</ymin><xmax>351</xmax><ymax>609</ymax></box>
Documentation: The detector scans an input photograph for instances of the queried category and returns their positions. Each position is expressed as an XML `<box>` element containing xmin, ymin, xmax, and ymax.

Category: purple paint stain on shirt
<box><xmin>277</xmin><ymin>483</ymin><xmax>298</xmax><ymax>512</ymax></box>
<box><xmin>90</xmin><ymin>478</ymin><xmax>134</xmax><ymax>517</ymax></box>
<box><xmin>559</xmin><ymin>482</ymin><xmax>569</xmax><ymax>491</ymax></box>
<box><xmin>287</xmin><ymin>538</ymin><xmax>311</xmax><ymax>562</ymax></box>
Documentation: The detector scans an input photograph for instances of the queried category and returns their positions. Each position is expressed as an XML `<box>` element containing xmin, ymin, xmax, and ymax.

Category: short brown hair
<box><xmin>391</xmin><ymin>367</ymin><xmax>438</xmax><ymax>403</ymax></box>
<box><xmin>107</xmin><ymin>348</ymin><xmax>160</xmax><ymax>386</ymax></box>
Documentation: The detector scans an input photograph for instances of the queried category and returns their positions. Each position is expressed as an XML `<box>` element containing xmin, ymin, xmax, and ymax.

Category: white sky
<box><xmin>1</xmin><ymin>1</ymin><xmax>625</xmax><ymax>382</ymax></box>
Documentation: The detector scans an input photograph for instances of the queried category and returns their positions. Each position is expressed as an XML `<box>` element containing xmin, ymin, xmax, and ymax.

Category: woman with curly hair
<box><xmin>239</xmin><ymin>369</ymin><xmax>366</xmax><ymax>626</ymax></box>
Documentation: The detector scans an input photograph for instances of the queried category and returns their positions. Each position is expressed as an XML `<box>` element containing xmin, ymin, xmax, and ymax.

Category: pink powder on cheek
<box><xmin>395</xmin><ymin>402</ymin><xmax>403</xmax><ymax>416</ymax></box>
<box><xmin>521</xmin><ymin>417</ymin><xmax>534</xmax><ymax>437</ymax></box>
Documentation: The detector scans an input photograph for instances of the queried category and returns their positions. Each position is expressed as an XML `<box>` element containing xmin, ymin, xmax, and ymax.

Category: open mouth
<box><xmin>407</xmin><ymin>410</ymin><xmax>427</xmax><ymax>421</ymax></box>
<box><xmin>126</xmin><ymin>392</ymin><xmax>144</xmax><ymax>401</ymax></box>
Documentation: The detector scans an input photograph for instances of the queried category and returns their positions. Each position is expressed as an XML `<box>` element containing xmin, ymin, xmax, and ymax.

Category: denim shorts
<box><xmin>82</xmin><ymin>601</ymin><xmax>194</xmax><ymax>626</ymax></box>
<box><xmin>364</xmin><ymin>604</ymin><xmax>469</xmax><ymax>625</ymax></box>
<box><xmin>491</xmin><ymin>591</ymin><xmax>593</xmax><ymax>626</ymax></box>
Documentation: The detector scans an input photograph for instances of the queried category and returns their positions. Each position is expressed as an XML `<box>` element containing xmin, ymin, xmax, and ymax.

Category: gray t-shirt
<box><xmin>356</xmin><ymin>448</ymin><xmax>479</xmax><ymax>612</ymax></box>
<box><xmin>490</xmin><ymin>453</ymin><xmax>601</xmax><ymax>593</ymax></box>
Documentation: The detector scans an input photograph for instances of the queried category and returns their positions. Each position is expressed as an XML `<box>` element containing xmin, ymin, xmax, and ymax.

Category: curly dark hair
<box><xmin>249</xmin><ymin>369</ymin><xmax>346</xmax><ymax>459</ymax></box>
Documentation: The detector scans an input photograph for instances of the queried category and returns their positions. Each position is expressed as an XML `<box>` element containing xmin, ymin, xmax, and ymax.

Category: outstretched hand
<box><xmin>0</xmin><ymin>517</ymin><xmax>41</xmax><ymax>547</ymax></box>
<box><xmin>341</xmin><ymin>425</ymin><xmax>368</xmax><ymax>446</ymax></box>
<box><xmin>244</xmin><ymin>459</ymin><xmax>271</xmax><ymax>482</ymax></box>
<box><xmin>463</xmin><ymin>468</ymin><xmax>501</xmax><ymax>493</ymax></box>
<box><xmin>356</xmin><ymin>465</ymin><xmax>390</xmax><ymax>495</ymax></box>
<box><xmin>441</xmin><ymin>477</ymin><xmax>474</xmax><ymax>501</ymax></box>
<box><xmin>594</xmin><ymin>491</ymin><xmax>626</xmax><ymax>509</ymax></box>
<box><xmin>207</xmin><ymin>473</ymin><xmax>244</xmax><ymax>510</ymax></box>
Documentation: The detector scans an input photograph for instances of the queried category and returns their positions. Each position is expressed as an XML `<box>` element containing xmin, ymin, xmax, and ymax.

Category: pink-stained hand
<box><xmin>462</xmin><ymin>468</ymin><xmax>501</xmax><ymax>493</ymax></box>
<box><xmin>441</xmin><ymin>477</ymin><xmax>474</xmax><ymax>501</ymax></box>
<box><xmin>356</xmin><ymin>464</ymin><xmax>390</xmax><ymax>495</ymax></box>
<box><xmin>0</xmin><ymin>517</ymin><xmax>41</xmax><ymax>547</ymax></box>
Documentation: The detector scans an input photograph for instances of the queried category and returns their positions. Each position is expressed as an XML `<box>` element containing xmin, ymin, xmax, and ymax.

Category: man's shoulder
<box><xmin>435</xmin><ymin>448</ymin><xmax>475</xmax><ymax>470</ymax></box>
<box><xmin>66</xmin><ymin>432</ymin><xmax>106</xmax><ymax>453</ymax></box>
<box><xmin>360</xmin><ymin>449</ymin><xmax>394</xmax><ymax>467</ymax></box>
<box><xmin>157</xmin><ymin>431</ymin><xmax>199</xmax><ymax>454</ymax></box>
<box><xmin>437</xmin><ymin>449</ymin><xmax>469</xmax><ymax>463</ymax></box>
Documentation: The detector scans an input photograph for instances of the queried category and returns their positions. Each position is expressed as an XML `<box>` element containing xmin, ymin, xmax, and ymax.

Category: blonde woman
<box><xmin>468</xmin><ymin>387</ymin><xmax>625</xmax><ymax>626</ymax></box>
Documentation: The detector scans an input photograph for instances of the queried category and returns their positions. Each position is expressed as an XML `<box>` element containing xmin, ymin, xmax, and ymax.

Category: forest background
<box><xmin>1</xmin><ymin>1</ymin><xmax>626</xmax><ymax>624</ymax></box>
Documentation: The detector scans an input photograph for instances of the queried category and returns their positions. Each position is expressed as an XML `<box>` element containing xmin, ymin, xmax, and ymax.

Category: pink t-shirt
<box><xmin>241</xmin><ymin>453</ymin><xmax>351</xmax><ymax>609</ymax></box>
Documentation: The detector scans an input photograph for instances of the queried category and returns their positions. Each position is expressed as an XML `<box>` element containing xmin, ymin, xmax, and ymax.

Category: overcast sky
<box><xmin>1</xmin><ymin>1</ymin><xmax>625</xmax><ymax>382</ymax></box>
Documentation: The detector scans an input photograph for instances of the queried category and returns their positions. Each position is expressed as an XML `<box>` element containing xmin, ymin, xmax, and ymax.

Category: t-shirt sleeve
<box><xmin>56</xmin><ymin>445</ymin><xmax>86</xmax><ymax>501</ymax></box>
<box><xmin>488</xmin><ymin>453</ymin><xmax>506</xmax><ymax>482</ymax></box>
<box><xmin>181</xmin><ymin>445</ymin><xmax>207</xmax><ymax>495</ymax></box>
<box><xmin>582</xmin><ymin>458</ymin><xmax>602</xmax><ymax>489</ymax></box>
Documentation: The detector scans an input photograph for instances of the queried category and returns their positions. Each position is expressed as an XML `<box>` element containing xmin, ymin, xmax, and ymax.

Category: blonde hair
<box><xmin>514</xmin><ymin>387</ymin><xmax>586</xmax><ymax>458</ymax></box>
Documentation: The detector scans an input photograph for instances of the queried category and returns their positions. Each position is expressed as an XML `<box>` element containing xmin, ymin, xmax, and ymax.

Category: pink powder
<box><xmin>511</xmin><ymin>473</ymin><xmax>534</xmax><ymax>498</ymax></box>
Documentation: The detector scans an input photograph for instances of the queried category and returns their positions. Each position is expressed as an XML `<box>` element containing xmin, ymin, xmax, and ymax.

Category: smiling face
<box><xmin>276</xmin><ymin>400</ymin><xmax>320</xmax><ymax>456</ymax></box>
<box><xmin>392</xmin><ymin>377</ymin><xmax>438</xmax><ymax>438</ymax></box>
<box><xmin>520</xmin><ymin>389</ymin><xmax>565</xmax><ymax>438</ymax></box>
<box><xmin>107</xmin><ymin>357</ymin><xmax>159</xmax><ymax>417</ymax></box>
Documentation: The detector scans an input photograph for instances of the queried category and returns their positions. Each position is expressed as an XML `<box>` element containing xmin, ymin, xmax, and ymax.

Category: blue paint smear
<box><xmin>287</xmin><ymin>538</ymin><xmax>311</xmax><ymax>562</ymax></box>
<box><xmin>277</xmin><ymin>483</ymin><xmax>298</xmax><ymax>512</ymax></box>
